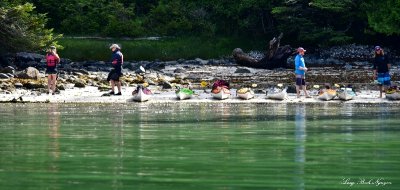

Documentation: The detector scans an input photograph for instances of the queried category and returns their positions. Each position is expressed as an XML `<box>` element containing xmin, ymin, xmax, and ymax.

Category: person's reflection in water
<box><xmin>294</xmin><ymin>104</ymin><xmax>306</xmax><ymax>190</ymax></box>
<box><xmin>111</xmin><ymin>109</ymin><xmax>125</xmax><ymax>189</ymax></box>
<box><xmin>47</xmin><ymin>104</ymin><xmax>61</xmax><ymax>173</ymax></box>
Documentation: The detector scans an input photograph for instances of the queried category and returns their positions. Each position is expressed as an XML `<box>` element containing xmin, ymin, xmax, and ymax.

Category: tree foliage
<box><xmin>362</xmin><ymin>0</ymin><xmax>400</xmax><ymax>35</ymax></box>
<box><xmin>0</xmin><ymin>1</ymin><xmax>61</xmax><ymax>54</ymax></box>
<box><xmin>1</xmin><ymin>0</ymin><xmax>399</xmax><ymax>54</ymax></box>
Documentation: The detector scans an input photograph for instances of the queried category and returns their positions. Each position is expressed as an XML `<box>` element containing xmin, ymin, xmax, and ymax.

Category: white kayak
<box><xmin>176</xmin><ymin>88</ymin><xmax>194</xmax><ymax>100</ymax></box>
<box><xmin>237</xmin><ymin>88</ymin><xmax>255</xmax><ymax>100</ymax></box>
<box><xmin>211</xmin><ymin>88</ymin><xmax>230</xmax><ymax>100</ymax></box>
<box><xmin>238</xmin><ymin>92</ymin><xmax>255</xmax><ymax>100</ymax></box>
<box><xmin>267</xmin><ymin>91</ymin><xmax>287</xmax><ymax>100</ymax></box>
<box><xmin>318</xmin><ymin>90</ymin><xmax>337</xmax><ymax>101</ymax></box>
<box><xmin>386</xmin><ymin>92</ymin><xmax>400</xmax><ymax>100</ymax></box>
<box><xmin>338</xmin><ymin>88</ymin><xmax>356</xmax><ymax>101</ymax></box>
<box><xmin>266</xmin><ymin>88</ymin><xmax>287</xmax><ymax>100</ymax></box>
<box><xmin>132</xmin><ymin>88</ymin><xmax>151</xmax><ymax>102</ymax></box>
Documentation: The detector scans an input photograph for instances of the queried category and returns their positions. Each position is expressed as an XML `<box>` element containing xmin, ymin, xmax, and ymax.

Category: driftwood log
<box><xmin>232</xmin><ymin>33</ymin><xmax>294</xmax><ymax>69</ymax></box>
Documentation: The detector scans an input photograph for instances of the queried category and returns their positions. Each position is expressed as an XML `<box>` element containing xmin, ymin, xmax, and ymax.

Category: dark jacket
<box><xmin>111</xmin><ymin>49</ymin><xmax>123</xmax><ymax>73</ymax></box>
<box><xmin>373</xmin><ymin>54</ymin><xmax>390</xmax><ymax>73</ymax></box>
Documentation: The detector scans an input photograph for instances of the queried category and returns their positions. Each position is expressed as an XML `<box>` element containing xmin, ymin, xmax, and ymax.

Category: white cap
<box><xmin>109</xmin><ymin>44</ymin><xmax>121</xmax><ymax>49</ymax></box>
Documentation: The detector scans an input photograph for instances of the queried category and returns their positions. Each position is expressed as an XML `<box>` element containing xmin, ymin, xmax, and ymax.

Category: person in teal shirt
<box><xmin>295</xmin><ymin>47</ymin><xmax>311</xmax><ymax>98</ymax></box>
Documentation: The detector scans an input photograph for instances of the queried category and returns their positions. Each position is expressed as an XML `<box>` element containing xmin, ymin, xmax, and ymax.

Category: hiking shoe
<box><xmin>115</xmin><ymin>92</ymin><xmax>122</xmax><ymax>96</ymax></box>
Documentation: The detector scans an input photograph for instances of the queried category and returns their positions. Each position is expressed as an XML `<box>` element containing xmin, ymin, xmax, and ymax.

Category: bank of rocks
<box><xmin>1</xmin><ymin>44</ymin><xmax>399</xmax><ymax>95</ymax></box>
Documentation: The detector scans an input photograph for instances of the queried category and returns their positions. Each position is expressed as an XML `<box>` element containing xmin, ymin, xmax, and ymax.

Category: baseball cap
<box><xmin>297</xmin><ymin>47</ymin><xmax>306</xmax><ymax>52</ymax></box>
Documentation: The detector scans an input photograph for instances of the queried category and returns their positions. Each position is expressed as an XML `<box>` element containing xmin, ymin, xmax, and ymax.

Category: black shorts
<box><xmin>107</xmin><ymin>69</ymin><xmax>122</xmax><ymax>81</ymax></box>
<box><xmin>296</xmin><ymin>76</ymin><xmax>306</xmax><ymax>86</ymax></box>
<box><xmin>46</xmin><ymin>67</ymin><xmax>57</xmax><ymax>74</ymax></box>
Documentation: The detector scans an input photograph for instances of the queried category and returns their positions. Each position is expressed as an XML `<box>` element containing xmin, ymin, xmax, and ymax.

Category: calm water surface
<box><xmin>0</xmin><ymin>103</ymin><xmax>399</xmax><ymax>190</ymax></box>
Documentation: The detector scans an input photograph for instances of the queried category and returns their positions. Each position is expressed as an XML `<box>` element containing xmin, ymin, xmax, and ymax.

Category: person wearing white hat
<box><xmin>107</xmin><ymin>44</ymin><xmax>123</xmax><ymax>95</ymax></box>
<box><xmin>294</xmin><ymin>47</ymin><xmax>311</xmax><ymax>98</ymax></box>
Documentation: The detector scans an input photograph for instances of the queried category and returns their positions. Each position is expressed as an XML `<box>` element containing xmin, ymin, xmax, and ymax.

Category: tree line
<box><xmin>1</xmin><ymin>0</ymin><xmax>399</xmax><ymax>53</ymax></box>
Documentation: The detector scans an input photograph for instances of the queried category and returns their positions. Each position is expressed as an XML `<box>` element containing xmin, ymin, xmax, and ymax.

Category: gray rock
<box><xmin>165</xmin><ymin>61</ymin><xmax>178</xmax><ymax>65</ymax></box>
<box><xmin>144</xmin><ymin>78</ymin><xmax>157</xmax><ymax>85</ymax></box>
<box><xmin>174</xmin><ymin>68</ymin><xmax>187</xmax><ymax>73</ymax></box>
<box><xmin>74</xmin><ymin>79</ymin><xmax>86</xmax><ymax>88</ymax></box>
<box><xmin>14</xmin><ymin>83</ymin><xmax>23</xmax><ymax>88</ymax></box>
<box><xmin>1</xmin><ymin>66</ymin><xmax>15</xmax><ymax>74</ymax></box>
<box><xmin>73</xmin><ymin>72</ymin><xmax>84</xmax><ymax>76</ymax></box>
<box><xmin>144</xmin><ymin>73</ymin><xmax>158</xmax><ymax>81</ymax></box>
<box><xmin>0</xmin><ymin>73</ymin><xmax>10</xmax><ymax>79</ymax></box>
<box><xmin>234</xmin><ymin>68</ymin><xmax>251</xmax><ymax>73</ymax></box>
<box><xmin>65</xmin><ymin>83</ymin><xmax>75</xmax><ymax>89</ymax></box>
<box><xmin>75</xmin><ymin>69</ymin><xmax>89</xmax><ymax>75</ymax></box>
<box><xmin>162</xmin><ymin>81</ymin><xmax>173</xmax><ymax>89</ymax></box>
<box><xmin>24</xmin><ymin>82</ymin><xmax>45</xmax><ymax>89</ymax></box>
<box><xmin>16</xmin><ymin>67</ymin><xmax>39</xmax><ymax>79</ymax></box>
<box><xmin>195</xmin><ymin>58</ymin><xmax>208</xmax><ymax>65</ymax></box>
<box><xmin>57</xmin><ymin>84</ymin><xmax>65</xmax><ymax>90</ymax></box>
<box><xmin>16</xmin><ymin>52</ymin><xmax>44</xmax><ymax>62</ymax></box>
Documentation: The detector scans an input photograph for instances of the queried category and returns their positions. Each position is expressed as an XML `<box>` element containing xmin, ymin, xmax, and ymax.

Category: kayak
<box><xmin>211</xmin><ymin>87</ymin><xmax>230</xmax><ymax>100</ymax></box>
<box><xmin>132</xmin><ymin>86</ymin><xmax>152</xmax><ymax>102</ymax></box>
<box><xmin>176</xmin><ymin>88</ymin><xmax>194</xmax><ymax>100</ymax></box>
<box><xmin>237</xmin><ymin>88</ymin><xmax>255</xmax><ymax>100</ymax></box>
<box><xmin>337</xmin><ymin>88</ymin><xmax>356</xmax><ymax>101</ymax></box>
<box><xmin>266</xmin><ymin>87</ymin><xmax>287</xmax><ymax>100</ymax></box>
<box><xmin>318</xmin><ymin>89</ymin><xmax>337</xmax><ymax>101</ymax></box>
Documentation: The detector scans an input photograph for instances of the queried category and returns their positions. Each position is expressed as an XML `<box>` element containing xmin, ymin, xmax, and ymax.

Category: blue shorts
<box><xmin>377</xmin><ymin>72</ymin><xmax>390</xmax><ymax>86</ymax></box>
<box><xmin>296</xmin><ymin>75</ymin><xmax>306</xmax><ymax>86</ymax></box>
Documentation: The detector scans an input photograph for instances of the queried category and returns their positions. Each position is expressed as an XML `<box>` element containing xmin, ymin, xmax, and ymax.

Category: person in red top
<box><xmin>46</xmin><ymin>46</ymin><xmax>60</xmax><ymax>95</ymax></box>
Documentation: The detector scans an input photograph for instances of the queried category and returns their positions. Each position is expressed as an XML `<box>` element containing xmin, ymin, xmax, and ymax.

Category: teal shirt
<box><xmin>295</xmin><ymin>54</ymin><xmax>305</xmax><ymax>75</ymax></box>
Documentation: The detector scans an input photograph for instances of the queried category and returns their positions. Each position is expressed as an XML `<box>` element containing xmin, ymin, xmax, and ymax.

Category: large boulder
<box><xmin>0</xmin><ymin>73</ymin><xmax>10</xmax><ymax>79</ymax></box>
<box><xmin>23</xmin><ymin>81</ymin><xmax>45</xmax><ymax>89</ymax></box>
<box><xmin>16</xmin><ymin>52</ymin><xmax>44</xmax><ymax>62</ymax></box>
<box><xmin>234</xmin><ymin>68</ymin><xmax>251</xmax><ymax>73</ymax></box>
<box><xmin>74</xmin><ymin>79</ymin><xmax>86</xmax><ymax>88</ymax></box>
<box><xmin>1</xmin><ymin>66</ymin><xmax>15</xmax><ymax>74</ymax></box>
<box><xmin>16</xmin><ymin>67</ymin><xmax>40</xmax><ymax>79</ymax></box>
<box><xmin>162</xmin><ymin>81</ymin><xmax>173</xmax><ymax>89</ymax></box>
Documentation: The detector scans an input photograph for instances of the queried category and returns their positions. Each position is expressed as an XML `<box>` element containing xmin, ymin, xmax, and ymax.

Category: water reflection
<box><xmin>294</xmin><ymin>104</ymin><xmax>306</xmax><ymax>190</ymax></box>
<box><xmin>110</xmin><ymin>107</ymin><xmax>125</xmax><ymax>189</ymax></box>
<box><xmin>1</xmin><ymin>103</ymin><xmax>399</xmax><ymax>190</ymax></box>
<box><xmin>47</xmin><ymin>104</ymin><xmax>61</xmax><ymax>159</ymax></box>
<box><xmin>46</xmin><ymin>103</ymin><xmax>61</xmax><ymax>185</ymax></box>
<box><xmin>341</xmin><ymin>104</ymin><xmax>354</xmax><ymax>142</ymax></box>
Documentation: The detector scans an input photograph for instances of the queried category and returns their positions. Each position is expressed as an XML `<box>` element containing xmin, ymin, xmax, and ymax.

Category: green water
<box><xmin>0</xmin><ymin>103</ymin><xmax>399</xmax><ymax>190</ymax></box>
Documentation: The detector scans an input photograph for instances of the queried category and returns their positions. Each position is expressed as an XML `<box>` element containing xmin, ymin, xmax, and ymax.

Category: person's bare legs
<box><xmin>51</xmin><ymin>74</ymin><xmax>57</xmax><ymax>94</ymax></box>
<box><xmin>110</xmin><ymin>80</ymin><xmax>115</xmax><ymax>94</ymax></box>
<box><xmin>47</xmin><ymin>75</ymin><xmax>52</xmax><ymax>93</ymax></box>
<box><xmin>303</xmin><ymin>85</ymin><xmax>310</xmax><ymax>97</ymax></box>
<box><xmin>296</xmin><ymin>85</ymin><xmax>301</xmax><ymax>98</ymax></box>
<box><xmin>116</xmin><ymin>81</ymin><xmax>121</xmax><ymax>93</ymax></box>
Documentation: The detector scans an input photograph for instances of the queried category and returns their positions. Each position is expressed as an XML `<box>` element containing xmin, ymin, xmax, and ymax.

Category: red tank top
<box><xmin>46</xmin><ymin>53</ymin><xmax>58</xmax><ymax>67</ymax></box>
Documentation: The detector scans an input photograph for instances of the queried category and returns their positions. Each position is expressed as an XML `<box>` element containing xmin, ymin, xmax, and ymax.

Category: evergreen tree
<box><xmin>0</xmin><ymin>2</ymin><xmax>61</xmax><ymax>54</ymax></box>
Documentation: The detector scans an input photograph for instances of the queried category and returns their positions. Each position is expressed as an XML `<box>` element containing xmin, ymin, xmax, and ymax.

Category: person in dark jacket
<box><xmin>373</xmin><ymin>46</ymin><xmax>391</xmax><ymax>98</ymax></box>
<box><xmin>46</xmin><ymin>46</ymin><xmax>60</xmax><ymax>95</ymax></box>
<box><xmin>107</xmin><ymin>44</ymin><xmax>123</xmax><ymax>95</ymax></box>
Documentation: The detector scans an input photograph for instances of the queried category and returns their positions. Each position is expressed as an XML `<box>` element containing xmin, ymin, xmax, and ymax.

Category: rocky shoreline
<box><xmin>0</xmin><ymin>45</ymin><xmax>399</xmax><ymax>103</ymax></box>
